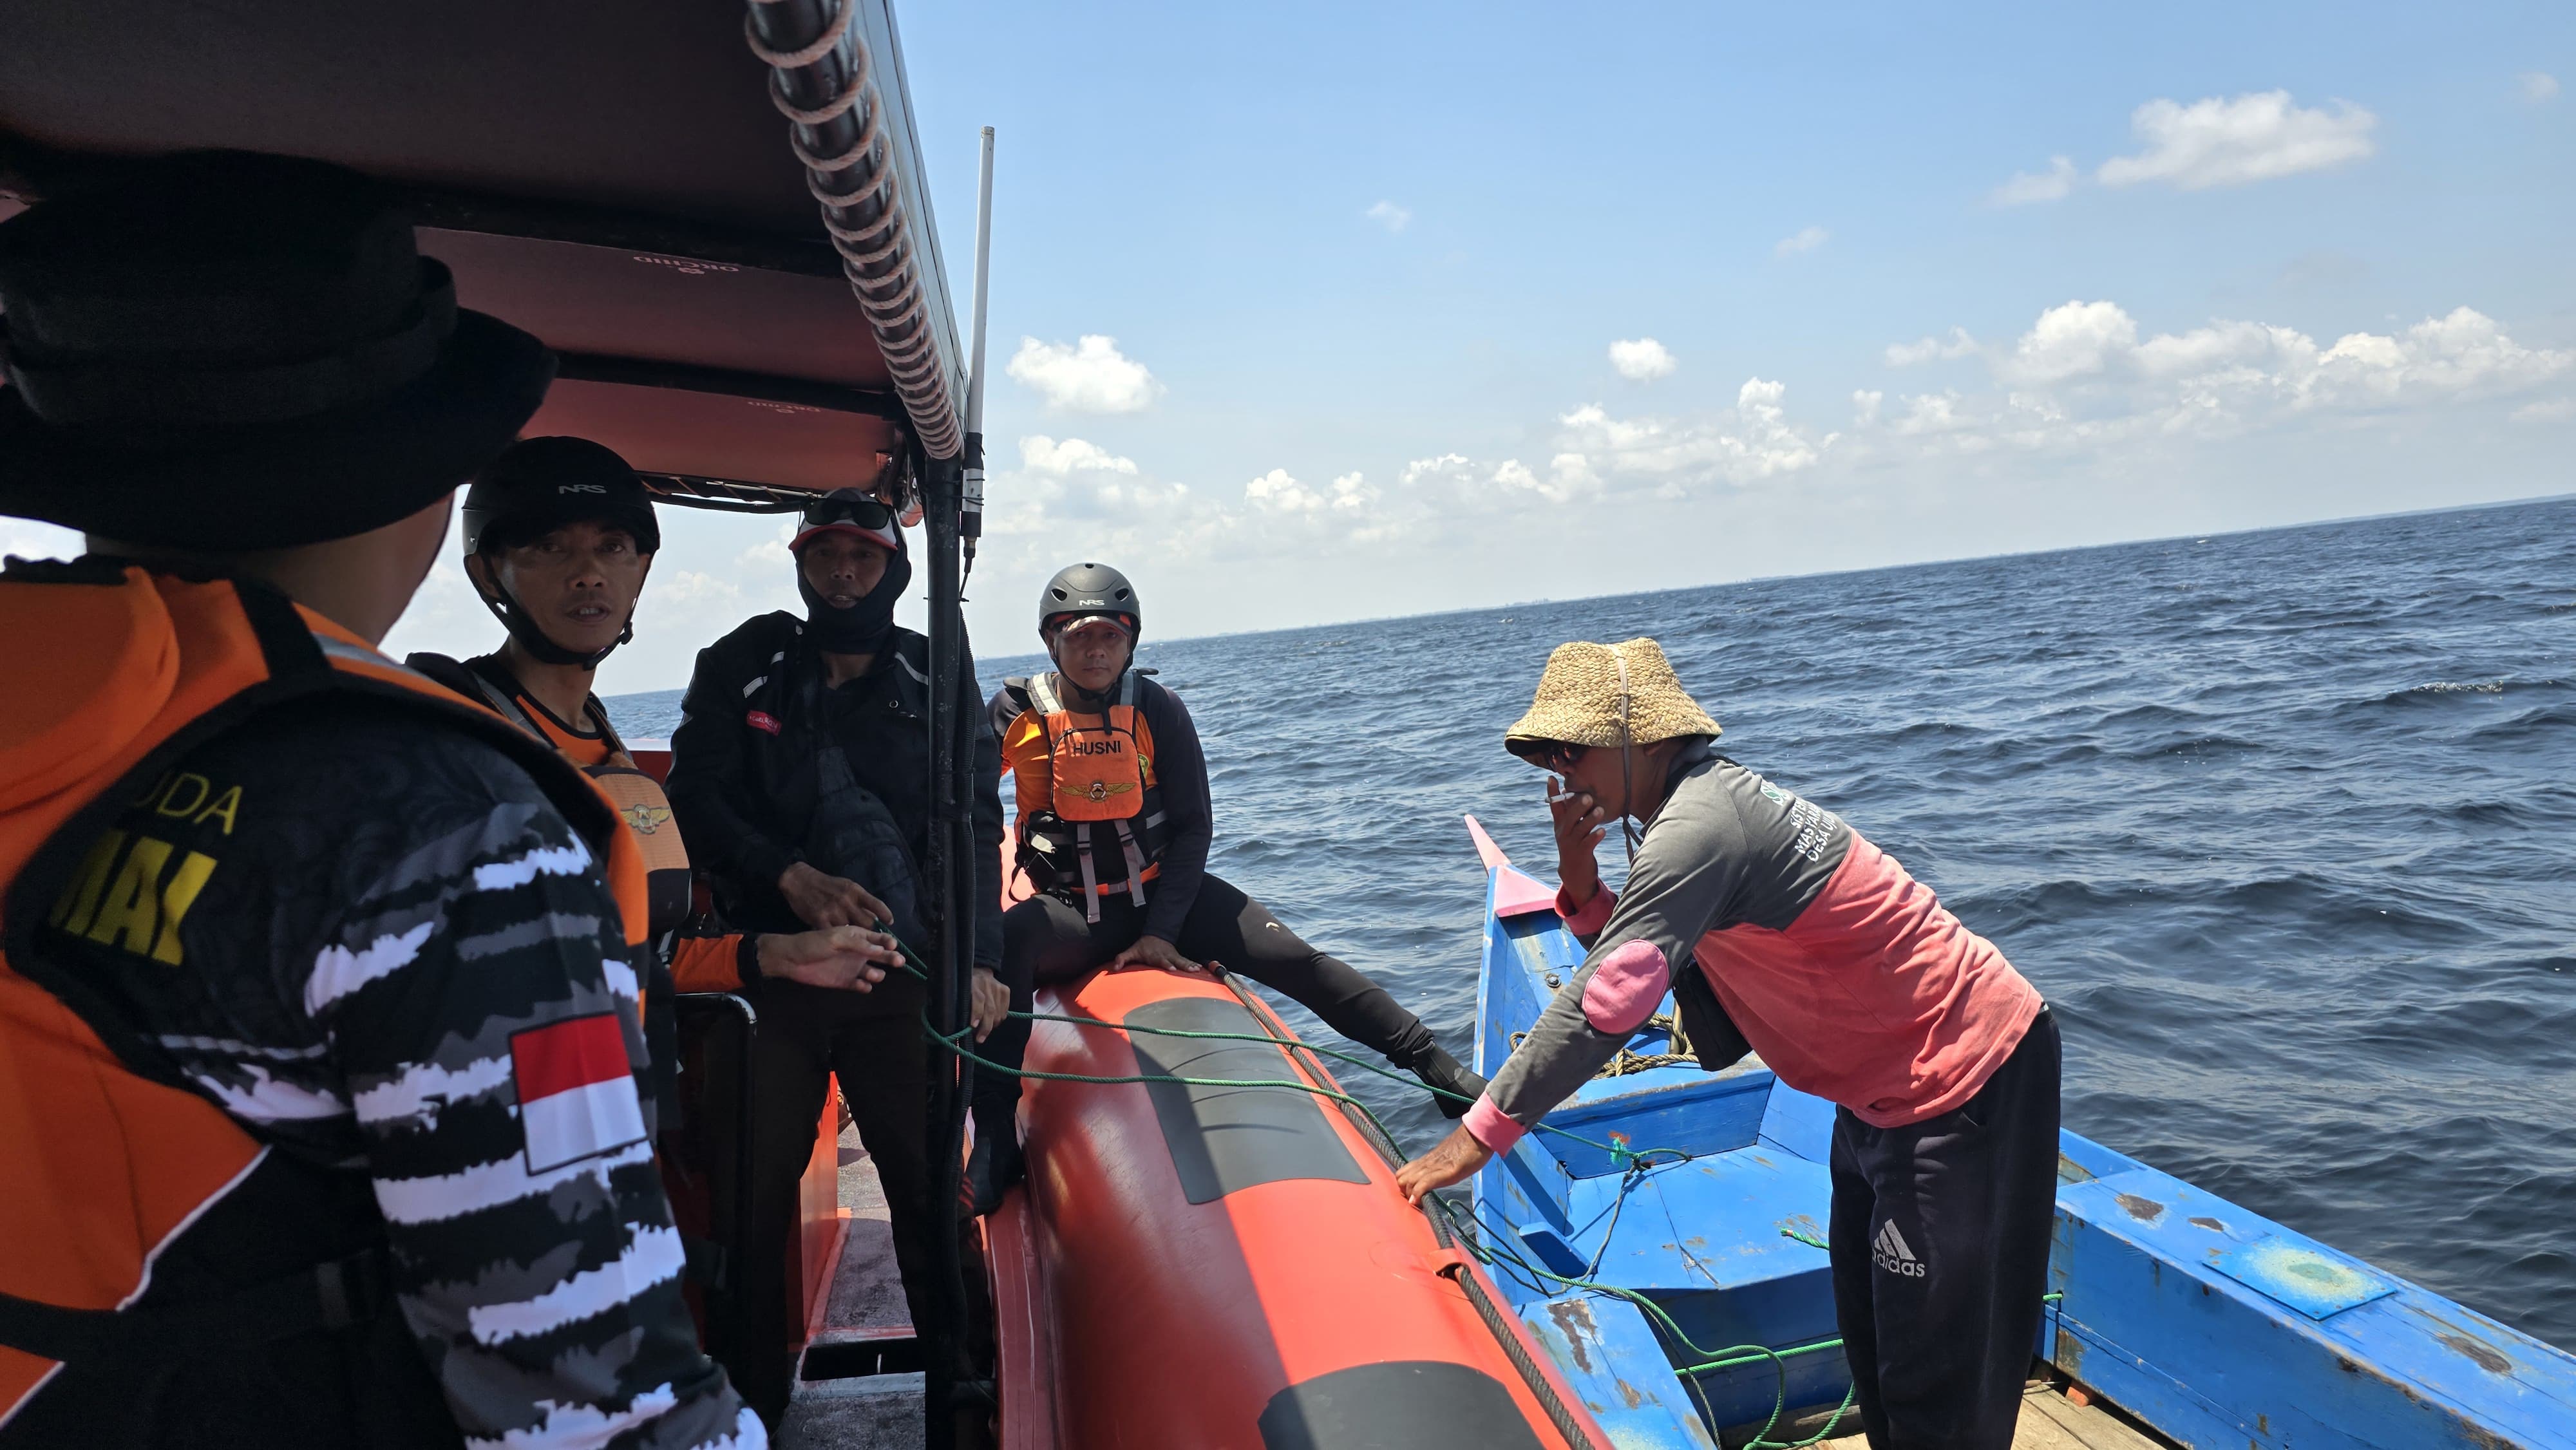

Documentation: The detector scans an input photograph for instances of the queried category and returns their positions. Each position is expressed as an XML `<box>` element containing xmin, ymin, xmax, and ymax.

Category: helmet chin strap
<box><xmin>477</xmin><ymin>575</ymin><xmax>629</xmax><ymax>671</ymax></box>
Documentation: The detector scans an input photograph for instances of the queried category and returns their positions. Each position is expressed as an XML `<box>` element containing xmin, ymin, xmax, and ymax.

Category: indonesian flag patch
<box><xmin>511</xmin><ymin>1013</ymin><xmax>648</xmax><ymax>1173</ymax></box>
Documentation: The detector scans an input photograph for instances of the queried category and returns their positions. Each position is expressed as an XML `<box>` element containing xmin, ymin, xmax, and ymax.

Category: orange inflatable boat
<box><xmin>983</xmin><ymin>964</ymin><xmax>1607</xmax><ymax>1449</ymax></box>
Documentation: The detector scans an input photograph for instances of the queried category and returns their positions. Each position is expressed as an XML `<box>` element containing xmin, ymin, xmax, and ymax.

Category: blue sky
<box><xmin>21</xmin><ymin>2</ymin><xmax>2567</xmax><ymax>692</ymax></box>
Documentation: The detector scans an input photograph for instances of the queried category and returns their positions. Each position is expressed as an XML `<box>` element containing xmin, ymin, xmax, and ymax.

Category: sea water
<box><xmin>609</xmin><ymin>494</ymin><xmax>2576</xmax><ymax>1349</ymax></box>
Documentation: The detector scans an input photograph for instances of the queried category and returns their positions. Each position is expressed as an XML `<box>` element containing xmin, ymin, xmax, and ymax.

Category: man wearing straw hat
<box><xmin>1398</xmin><ymin>638</ymin><xmax>2059</xmax><ymax>1450</ymax></box>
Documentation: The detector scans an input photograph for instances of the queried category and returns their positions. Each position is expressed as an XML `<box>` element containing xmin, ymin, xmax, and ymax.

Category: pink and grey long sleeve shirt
<box><xmin>1466</xmin><ymin>742</ymin><xmax>2043</xmax><ymax>1153</ymax></box>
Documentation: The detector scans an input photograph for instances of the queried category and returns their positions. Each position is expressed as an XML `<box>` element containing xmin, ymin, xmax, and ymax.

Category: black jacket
<box><xmin>665</xmin><ymin>613</ymin><xmax>1004</xmax><ymax>967</ymax></box>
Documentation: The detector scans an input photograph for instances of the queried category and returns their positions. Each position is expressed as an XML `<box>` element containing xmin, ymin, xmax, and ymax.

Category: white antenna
<box><xmin>960</xmin><ymin>126</ymin><xmax>995</xmax><ymax>576</ymax></box>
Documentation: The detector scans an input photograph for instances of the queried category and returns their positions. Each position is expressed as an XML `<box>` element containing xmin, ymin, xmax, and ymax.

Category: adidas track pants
<box><xmin>1827</xmin><ymin>1007</ymin><xmax>2061</xmax><ymax>1449</ymax></box>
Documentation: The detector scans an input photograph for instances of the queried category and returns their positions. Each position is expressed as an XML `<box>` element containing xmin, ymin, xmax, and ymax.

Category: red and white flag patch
<box><xmin>511</xmin><ymin>1013</ymin><xmax>647</xmax><ymax>1173</ymax></box>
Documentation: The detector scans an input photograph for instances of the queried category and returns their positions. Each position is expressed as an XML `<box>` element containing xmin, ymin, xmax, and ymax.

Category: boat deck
<box><xmin>779</xmin><ymin>1120</ymin><xmax>923</xmax><ymax>1450</ymax></box>
<box><xmin>1794</xmin><ymin>1380</ymin><xmax>2168</xmax><ymax>1450</ymax></box>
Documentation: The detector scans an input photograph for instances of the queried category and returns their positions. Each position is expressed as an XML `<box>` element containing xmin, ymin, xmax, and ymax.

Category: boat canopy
<box><xmin>0</xmin><ymin>0</ymin><xmax>967</xmax><ymax>511</ymax></box>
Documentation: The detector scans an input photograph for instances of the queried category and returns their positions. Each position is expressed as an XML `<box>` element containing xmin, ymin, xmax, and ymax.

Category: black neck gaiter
<box><xmin>799</xmin><ymin>545</ymin><xmax>912</xmax><ymax>654</ymax></box>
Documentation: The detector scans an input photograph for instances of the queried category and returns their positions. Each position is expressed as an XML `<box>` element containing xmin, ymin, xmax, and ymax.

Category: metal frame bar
<box><xmin>554</xmin><ymin>353</ymin><xmax>905</xmax><ymax>418</ymax></box>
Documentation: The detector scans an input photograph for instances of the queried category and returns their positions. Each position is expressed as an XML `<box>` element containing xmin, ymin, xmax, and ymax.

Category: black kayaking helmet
<box><xmin>462</xmin><ymin>436</ymin><xmax>661</xmax><ymax>669</ymax></box>
<box><xmin>1038</xmin><ymin>561</ymin><xmax>1141</xmax><ymax>641</ymax></box>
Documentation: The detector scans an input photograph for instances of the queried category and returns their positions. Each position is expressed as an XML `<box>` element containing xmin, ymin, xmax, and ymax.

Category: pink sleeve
<box><xmin>1462</xmin><ymin>1095</ymin><xmax>1527</xmax><ymax>1154</ymax></box>
<box><xmin>1581</xmin><ymin>939</ymin><xmax>1668</xmax><ymax>1035</ymax></box>
<box><xmin>1557</xmin><ymin>883</ymin><xmax>1616</xmax><ymax>937</ymax></box>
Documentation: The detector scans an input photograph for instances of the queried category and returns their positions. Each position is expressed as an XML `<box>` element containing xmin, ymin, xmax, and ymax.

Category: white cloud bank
<box><xmin>2521</xmin><ymin>72</ymin><xmax>2559</xmax><ymax>104</ymax></box>
<box><xmin>1608</xmin><ymin>337</ymin><xmax>1680</xmax><ymax>381</ymax></box>
<box><xmin>2098</xmin><ymin>91</ymin><xmax>2377</xmax><ymax>190</ymax></box>
<box><xmin>1007</xmin><ymin>335</ymin><xmax>1164</xmax><ymax>413</ymax></box>
<box><xmin>1774</xmin><ymin>225</ymin><xmax>1830</xmax><ymax>256</ymax></box>
<box><xmin>983</xmin><ymin>299</ymin><xmax>2566</xmax><ymax>571</ymax></box>
<box><xmin>1365</xmin><ymin>200</ymin><xmax>1412</xmax><ymax>232</ymax></box>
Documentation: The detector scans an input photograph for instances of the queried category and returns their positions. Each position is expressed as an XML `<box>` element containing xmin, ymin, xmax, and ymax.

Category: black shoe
<box><xmin>1411</xmin><ymin>1045</ymin><xmax>1488</xmax><ymax>1120</ymax></box>
<box><xmin>967</xmin><ymin>1118</ymin><xmax>1025</xmax><ymax>1216</ymax></box>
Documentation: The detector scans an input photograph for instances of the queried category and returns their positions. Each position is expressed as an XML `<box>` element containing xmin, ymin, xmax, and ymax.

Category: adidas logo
<box><xmin>1871</xmin><ymin>1220</ymin><xmax>1927</xmax><ymax>1278</ymax></box>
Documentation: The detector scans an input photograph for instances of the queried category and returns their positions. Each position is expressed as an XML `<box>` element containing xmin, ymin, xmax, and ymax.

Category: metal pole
<box><xmin>960</xmin><ymin>127</ymin><xmax>994</xmax><ymax>580</ymax></box>
<box><xmin>921</xmin><ymin>446</ymin><xmax>967</xmax><ymax>1450</ymax></box>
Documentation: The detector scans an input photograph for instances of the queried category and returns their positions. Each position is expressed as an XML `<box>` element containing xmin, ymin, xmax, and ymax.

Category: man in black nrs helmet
<box><xmin>663</xmin><ymin>487</ymin><xmax>1003</xmax><ymax>1420</ymax></box>
<box><xmin>973</xmin><ymin>563</ymin><xmax>1487</xmax><ymax>1210</ymax></box>
<box><xmin>406</xmin><ymin>443</ymin><xmax>908</xmax><ymax>1412</ymax></box>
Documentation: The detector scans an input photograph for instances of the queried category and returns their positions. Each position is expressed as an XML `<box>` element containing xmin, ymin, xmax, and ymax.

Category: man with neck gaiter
<box><xmin>665</xmin><ymin>489</ymin><xmax>1003</xmax><ymax>1420</ymax></box>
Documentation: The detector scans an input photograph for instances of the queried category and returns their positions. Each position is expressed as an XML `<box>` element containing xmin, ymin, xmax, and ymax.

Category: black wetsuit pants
<box><xmin>1827</xmin><ymin>1008</ymin><xmax>2061</xmax><ymax>1450</ymax></box>
<box><xmin>710</xmin><ymin>972</ymin><xmax>990</xmax><ymax>1427</ymax></box>
<box><xmin>975</xmin><ymin>872</ymin><xmax>1439</xmax><ymax>1122</ymax></box>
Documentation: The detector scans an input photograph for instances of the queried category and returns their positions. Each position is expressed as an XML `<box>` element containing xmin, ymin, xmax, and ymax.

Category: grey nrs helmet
<box><xmin>1038</xmin><ymin>561</ymin><xmax>1141</xmax><ymax>639</ymax></box>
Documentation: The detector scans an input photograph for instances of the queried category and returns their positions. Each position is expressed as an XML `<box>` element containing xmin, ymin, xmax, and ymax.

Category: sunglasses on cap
<box><xmin>799</xmin><ymin>489</ymin><xmax>898</xmax><ymax>532</ymax></box>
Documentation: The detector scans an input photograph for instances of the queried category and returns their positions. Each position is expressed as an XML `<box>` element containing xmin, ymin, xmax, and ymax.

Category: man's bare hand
<box><xmin>779</xmin><ymin>861</ymin><xmax>892</xmax><ymax>931</ymax></box>
<box><xmin>1396</xmin><ymin>1123</ymin><xmax>1497</xmax><ymax>1205</ymax></box>
<box><xmin>756</xmin><ymin>926</ymin><xmax>902</xmax><ymax>992</ymax></box>
<box><xmin>971</xmin><ymin>968</ymin><xmax>1010</xmax><ymax>1042</ymax></box>
<box><xmin>1547</xmin><ymin>774</ymin><xmax>1609</xmax><ymax>907</ymax></box>
<box><xmin>1107</xmin><ymin>934</ymin><xmax>1202</xmax><ymax>974</ymax></box>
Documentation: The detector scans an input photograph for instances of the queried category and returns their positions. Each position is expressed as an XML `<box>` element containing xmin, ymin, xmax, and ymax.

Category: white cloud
<box><xmin>2098</xmin><ymin>91</ymin><xmax>2376</xmax><ymax>191</ymax></box>
<box><xmin>1244</xmin><ymin>467</ymin><xmax>1378</xmax><ymax>516</ymax></box>
<box><xmin>1365</xmin><ymin>200</ymin><xmax>1412</xmax><ymax>232</ymax></box>
<box><xmin>1951</xmin><ymin>299</ymin><xmax>2576</xmax><ymax>443</ymax></box>
<box><xmin>2521</xmin><ymin>72</ymin><xmax>2559</xmax><ymax>103</ymax></box>
<box><xmin>1991</xmin><ymin>156</ymin><xmax>2078</xmax><ymax>206</ymax></box>
<box><xmin>1774</xmin><ymin>225</ymin><xmax>1830</xmax><ymax>257</ymax></box>
<box><xmin>1607</xmin><ymin>337</ymin><xmax>1680</xmax><ymax>382</ymax></box>
<box><xmin>2513</xmin><ymin>397</ymin><xmax>2576</xmax><ymax>424</ymax></box>
<box><xmin>1552</xmin><ymin>377</ymin><xmax>1826</xmax><ymax>492</ymax></box>
<box><xmin>1885</xmin><ymin>328</ymin><xmax>1979</xmax><ymax>367</ymax></box>
<box><xmin>1005</xmin><ymin>335</ymin><xmax>1164</xmax><ymax>413</ymax></box>
<box><xmin>1020</xmin><ymin>435</ymin><xmax>1139</xmax><ymax>476</ymax></box>
<box><xmin>1399</xmin><ymin>453</ymin><xmax>1473</xmax><ymax>487</ymax></box>
<box><xmin>1852</xmin><ymin>390</ymin><xmax>1884</xmax><ymax>426</ymax></box>
<box><xmin>2004</xmin><ymin>301</ymin><xmax>2140</xmax><ymax>384</ymax></box>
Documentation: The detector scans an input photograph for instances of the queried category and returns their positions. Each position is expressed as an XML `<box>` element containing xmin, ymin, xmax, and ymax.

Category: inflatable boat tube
<box><xmin>985</xmin><ymin>965</ymin><xmax>1607</xmax><ymax>1449</ymax></box>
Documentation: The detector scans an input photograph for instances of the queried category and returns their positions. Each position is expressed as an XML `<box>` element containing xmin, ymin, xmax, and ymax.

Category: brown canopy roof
<box><xmin>0</xmin><ymin>0</ymin><xmax>965</xmax><ymax>508</ymax></box>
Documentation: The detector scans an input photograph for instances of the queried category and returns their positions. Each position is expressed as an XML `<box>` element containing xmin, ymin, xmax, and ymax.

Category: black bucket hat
<box><xmin>0</xmin><ymin>151</ymin><xmax>554</xmax><ymax>550</ymax></box>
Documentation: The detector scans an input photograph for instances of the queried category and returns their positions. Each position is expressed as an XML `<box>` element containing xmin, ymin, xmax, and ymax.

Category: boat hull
<box><xmin>990</xmin><ymin>965</ymin><xmax>1605</xmax><ymax>1449</ymax></box>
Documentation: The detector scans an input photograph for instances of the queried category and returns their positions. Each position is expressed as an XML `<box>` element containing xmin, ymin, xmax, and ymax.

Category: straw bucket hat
<box><xmin>1505</xmin><ymin>638</ymin><xmax>1721</xmax><ymax>758</ymax></box>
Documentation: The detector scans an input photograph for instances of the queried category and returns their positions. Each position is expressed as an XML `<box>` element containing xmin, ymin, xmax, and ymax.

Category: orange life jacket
<box><xmin>407</xmin><ymin>655</ymin><xmax>690</xmax><ymax>938</ymax></box>
<box><xmin>0</xmin><ymin>561</ymin><xmax>648</xmax><ymax>1435</ymax></box>
<box><xmin>1018</xmin><ymin>671</ymin><xmax>1168</xmax><ymax>921</ymax></box>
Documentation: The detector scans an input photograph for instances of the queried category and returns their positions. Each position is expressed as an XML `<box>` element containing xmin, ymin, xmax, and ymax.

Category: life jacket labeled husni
<box><xmin>0</xmin><ymin>562</ymin><xmax>649</xmax><ymax>1444</ymax></box>
<box><xmin>1019</xmin><ymin>670</ymin><xmax>1168</xmax><ymax>923</ymax></box>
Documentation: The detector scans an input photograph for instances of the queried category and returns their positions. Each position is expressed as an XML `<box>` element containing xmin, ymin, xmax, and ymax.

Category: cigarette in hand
<box><xmin>1547</xmin><ymin>791</ymin><xmax>1578</xmax><ymax>805</ymax></box>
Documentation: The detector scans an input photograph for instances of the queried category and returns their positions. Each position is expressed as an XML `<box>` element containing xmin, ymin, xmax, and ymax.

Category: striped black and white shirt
<box><xmin>38</xmin><ymin>697</ymin><xmax>759</xmax><ymax>1449</ymax></box>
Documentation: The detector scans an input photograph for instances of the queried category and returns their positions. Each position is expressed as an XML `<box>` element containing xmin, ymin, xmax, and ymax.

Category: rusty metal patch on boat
<box><xmin>1545</xmin><ymin>1299</ymin><xmax>1598</xmax><ymax>1372</ymax></box>
<box><xmin>2114</xmin><ymin>1192</ymin><xmax>2166</xmax><ymax>1224</ymax></box>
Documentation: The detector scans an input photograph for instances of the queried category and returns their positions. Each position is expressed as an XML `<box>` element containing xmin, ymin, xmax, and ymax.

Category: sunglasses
<box><xmin>799</xmin><ymin>489</ymin><xmax>898</xmax><ymax>532</ymax></box>
<box><xmin>1530</xmin><ymin>741</ymin><xmax>1588</xmax><ymax>773</ymax></box>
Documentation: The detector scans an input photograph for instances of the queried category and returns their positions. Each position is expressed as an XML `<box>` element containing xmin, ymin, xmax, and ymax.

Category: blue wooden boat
<box><xmin>1459</xmin><ymin>816</ymin><xmax>2576</xmax><ymax>1449</ymax></box>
